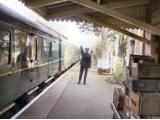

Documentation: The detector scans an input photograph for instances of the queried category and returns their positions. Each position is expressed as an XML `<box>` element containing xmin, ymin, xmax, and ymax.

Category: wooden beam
<box><xmin>47</xmin><ymin>8</ymin><xmax>93</xmax><ymax>19</ymax></box>
<box><xmin>105</xmin><ymin>0</ymin><xmax>149</xmax><ymax>9</ymax></box>
<box><xmin>46</xmin><ymin>0</ymin><xmax>149</xmax><ymax>19</ymax></box>
<box><xmin>151</xmin><ymin>9</ymin><xmax>160</xmax><ymax>25</ymax></box>
<box><xmin>98</xmin><ymin>16</ymin><xmax>137</xmax><ymax>29</ymax></box>
<box><xmin>35</xmin><ymin>7</ymin><xmax>47</xmax><ymax>17</ymax></box>
<box><xmin>80</xmin><ymin>15</ymin><xmax>150</xmax><ymax>44</ymax></box>
<box><xmin>71</xmin><ymin>0</ymin><xmax>160</xmax><ymax>36</ymax></box>
<box><xmin>27</xmin><ymin>0</ymin><xmax>149</xmax><ymax>9</ymax></box>
<box><xmin>26</xmin><ymin>0</ymin><xmax>68</xmax><ymax>8</ymax></box>
<box><xmin>47</xmin><ymin>9</ymin><xmax>135</xmax><ymax>29</ymax></box>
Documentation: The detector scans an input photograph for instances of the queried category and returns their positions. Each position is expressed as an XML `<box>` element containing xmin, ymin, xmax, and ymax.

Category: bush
<box><xmin>112</xmin><ymin>56</ymin><xmax>124</xmax><ymax>82</ymax></box>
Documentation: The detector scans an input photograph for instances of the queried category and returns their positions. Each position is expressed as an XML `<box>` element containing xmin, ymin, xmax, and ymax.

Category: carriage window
<box><xmin>37</xmin><ymin>37</ymin><xmax>43</xmax><ymax>59</ymax></box>
<box><xmin>43</xmin><ymin>38</ymin><xmax>49</xmax><ymax>59</ymax></box>
<box><xmin>27</xmin><ymin>34</ymin><xmax>37</xmax><ymax>61</ymax></box>
<box><xmin>0</xmin><ymin>30</ymin><xmax>10</xmax><ymax>65</ymax></box>
<box><xmin>61</xmin><ymin>43</ymin><xmax>65</xmax><ymax>58</ymax></box>
<box><xmin>49</xmin><ymin>39</ymin><xmax>59</xmax><ymax>60</ymax></box>
<box><xmin>14</xmin><ymin>29</ymin><xmax>28</xmax><ymax>65</ymax></box>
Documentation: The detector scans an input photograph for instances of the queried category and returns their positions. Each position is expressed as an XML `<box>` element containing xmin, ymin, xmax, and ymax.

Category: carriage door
<box><xmin>48</xmin><ymin>41</ymin><xmax>53</xmax><ymax>77</ymax></box>
<box><xmin>0</xmin><ymin>28</ymin><xmax>13</xmax><ymax>109</ymax></box>
<box><xmin>58</xmin><ymin>40</ymin><xmax>61</xmax><ymax>71</ymax></box>
<box><xmin>52</xmin><ymin>39</ymin><xmax>59</xmax><ymax>74</ymax></box>
<box><xmin>27</xmin><ymin>34</ymin><xmax>39</xmax><ymax>89</ymax></box>
<box><xmin>48</xmin><ymin>39</ymin><xmax>59</xmax><ymax>77</ymax></box>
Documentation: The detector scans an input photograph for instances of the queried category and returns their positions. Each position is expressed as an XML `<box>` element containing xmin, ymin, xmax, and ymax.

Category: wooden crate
<box><xmin>128</xmin><ymin>89</ymin><xmax>140</xmax><ymax>115</ymax></box>
<box><xmin>121</xmin><ymin>85</ymin><xmax>140</xmax><ymax>117</ymax></box>
<box><xmin>140</xmin><ymin>93</ymin><xmax>160</xmax><ymax>116</ymax></box>
<box><xmin>132</xmin><ymin>79</ymin><xmax>160</xmax><ymax>92</ymax></box>
<box><xmin>131</xmin><ymin>63</ymin><xmax>160</xmax><ymax>79</ymax></box>
<box><xmin>129</xmin><ymin>55</ymin><xmax>155</xmax><ymax>67</ymax></box>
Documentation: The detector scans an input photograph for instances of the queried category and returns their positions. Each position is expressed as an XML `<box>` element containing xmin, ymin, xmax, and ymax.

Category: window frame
<box><xmin>0</xmin><ymin>29</ymin><xmax>11</xmax><ymax>66</ymax></box>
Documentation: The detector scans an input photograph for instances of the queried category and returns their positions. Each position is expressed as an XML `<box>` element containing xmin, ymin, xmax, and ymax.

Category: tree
<box><xmin>76</xmin><ymin>21</ymin><xmax>101</xmax><ymax>36</ymax></box>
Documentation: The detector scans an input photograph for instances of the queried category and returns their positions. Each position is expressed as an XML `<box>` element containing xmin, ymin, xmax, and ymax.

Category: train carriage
<box><xmin>0</xmin><ymin>4</ymin><xmax>80</xmax><ymax>111</ymax></box>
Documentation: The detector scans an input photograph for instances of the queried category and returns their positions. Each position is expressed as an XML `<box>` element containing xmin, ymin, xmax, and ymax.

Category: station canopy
<box><xmin>19</xmin><ymin>0</ymin><xmax>160</xmax><ymax>43</ymax></box>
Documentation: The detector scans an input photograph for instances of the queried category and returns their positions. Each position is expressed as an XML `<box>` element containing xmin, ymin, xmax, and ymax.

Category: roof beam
<box><xmin>81</xmin><ymin>15</ymin><xmax>150</xmax><ymax>44</ymax></box>
<box><xmin>47</xmin><ymin>11</ymin><xmax>134</xmax><ymax>28</ymax></box>
<box><xmin>71</xmin><ymin>0</ymin><xmax>160</xmax><ymax>36</ymax></box>
<box><xmin>35</xmin><ymin>7</ymin><xmax>47</xmax><ymax>17</ymax></box>
<box><xmin>26</xmin><ymin>0</ymin><xmax>68</xmax><ymax>8</ymax></box>
<box><xmin>27</xmin><ymin>0</ymin><xmax>149</xmax><ymax>9</ymax></box>
<box><xmin>47</xmin><ymin>8</ymin><xmax>93</xmax><ymax>19</ymax></box>
<box><xmin>46</xmin><ymin>0</ymin><xmax>149</xmax><ymax>19</ymax></box>
<box><xmin>105</xmin><ymin>0</ymin><xmax>149</xmax><ymax>9</ymax></box>
<box><xmin>151</xmin><ymin>9</ymin><xmax>160</xmax><ymax>25</ymax></box>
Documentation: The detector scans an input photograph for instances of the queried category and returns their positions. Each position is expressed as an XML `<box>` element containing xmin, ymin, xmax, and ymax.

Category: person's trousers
<box><xmin>78</xmin><ymin>66</ymin><xmax>88</xmax><ymax>83</ymax></box>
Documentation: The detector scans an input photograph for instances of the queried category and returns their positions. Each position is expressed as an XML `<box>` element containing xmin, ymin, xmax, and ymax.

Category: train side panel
<box><xmin>0</xmin><ymin>6</ymin><xmax>80</xmax><ymax>110</ymax></box>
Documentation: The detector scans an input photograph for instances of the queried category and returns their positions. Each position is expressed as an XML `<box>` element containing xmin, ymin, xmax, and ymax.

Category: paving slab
<box><xmin>47</xmin><ymin>67</ymin><xmax>115</xmax><ymax>119</ymax></box>
<box><xmin>17</xmin><ymin>65</ymin><xmax>78</xmax><ymax>119</ymax></box>
<box><xmin>17</xmin><ymin>64</ymin><xmax>116</xmax><ymax>119</ymax></box>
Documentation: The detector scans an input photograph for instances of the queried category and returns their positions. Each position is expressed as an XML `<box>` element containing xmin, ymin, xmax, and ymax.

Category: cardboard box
<box><xmin>123</xmin><ymin>95</ymin><xmax>131</xmax><ymax>117</ymax></box>
<box><xmin>122</xmin><ymin>89</ymin><xmax>140</xmax><ymax>117</ymax></box>
<box><xmin>128</xmin><ymin>89</ymin><xmax>140</xmax><ymax>115</ymax></box>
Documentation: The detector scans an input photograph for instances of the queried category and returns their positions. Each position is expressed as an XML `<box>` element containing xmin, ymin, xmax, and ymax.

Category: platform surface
<box><xmin>17</xmin><ymin>64</ymin><xmax>116</xmax><ymax>119</ymax></box>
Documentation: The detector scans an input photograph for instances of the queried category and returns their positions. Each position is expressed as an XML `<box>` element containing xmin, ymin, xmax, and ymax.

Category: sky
<box><xmin>49</xmin><ymin>21</ymin><xmax>99</xmax><ymax>48</ymax></box>
<box><xmin>0</xmin><ymin>0</ymin><xmax>99</xmax><ymax>48</ymax></box>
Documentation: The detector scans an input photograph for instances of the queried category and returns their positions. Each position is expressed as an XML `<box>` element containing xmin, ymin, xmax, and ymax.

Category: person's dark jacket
<box><xmin>80</xmin><ymin>46</ymin><xmax>91</xmax><ymax>68</ymax></box>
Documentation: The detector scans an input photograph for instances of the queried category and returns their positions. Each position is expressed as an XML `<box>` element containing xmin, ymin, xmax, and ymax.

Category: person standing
<box><xmin>78</xmin><ymin>46</ymin><xmax>91</xmax><ymax>85</ymax></box>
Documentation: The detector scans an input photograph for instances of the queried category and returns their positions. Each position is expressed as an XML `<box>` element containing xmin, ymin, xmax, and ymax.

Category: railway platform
<box><xmin>12</xmin><ymin>63</ymin><xmax>116</xmax><ymax>119</ymax></box>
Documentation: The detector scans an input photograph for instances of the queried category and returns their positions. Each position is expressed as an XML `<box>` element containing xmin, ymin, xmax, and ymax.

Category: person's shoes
<box><xmin>83</xmin><ymin>82</ymin><xmax>86</xmax><ymax>85</ymax></box>
<box><xmin>77</xmin><ymin>82</ymin><xmax>80</xmax><ymax>84</ymax></box>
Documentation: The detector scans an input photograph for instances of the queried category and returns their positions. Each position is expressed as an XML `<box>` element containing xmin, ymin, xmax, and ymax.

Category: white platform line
<box><xmin>11</xmin><ymin>62</ymin><xmax>78</xmax><ymax>119</ymax></box>
<box><xmin>27</xmin><ymin>87</ymin><xmax>39</xmax><ymax>96</ymax></box>
<box><xmin>0</xmin><ymin>103</ymin><xmax>15</xmax><ymax>115</ymax></box>
<box><xmin>44</xmin><ymin>76</ymin><xmax>54</xmax><ymax>83</ymax></box>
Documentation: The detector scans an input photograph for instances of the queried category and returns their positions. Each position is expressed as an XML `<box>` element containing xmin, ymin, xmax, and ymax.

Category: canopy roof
<box><xmin>20</xmin><ymin>0</ymin><xmax>160</xmax><ymax>43</ymax></box>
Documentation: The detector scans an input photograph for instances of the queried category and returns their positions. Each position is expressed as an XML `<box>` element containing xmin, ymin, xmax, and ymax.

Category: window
<box><xmin>61</xmin><ymin>43</ymin><xmax>65</xmax><ymax>58</ymax></box>
<box><xmin>37</xmin><ymin>37</ymin><xmax>43</xmax><ymax>60</ymax></box>
<box><xmin>0</xmin><ymin>30</ymin><xmax>10</xmax><ymax>65</ymax></box>
<box><xmin>14</xmin><ymin>29</ymin><xmax>28</xmax><ymax>68</ymax></box>
<box><xmin>14</xmin><ymin>30</ymin><xmax>39</xmax><ymax>68</ymax></box>
<box><xmin>51</xmin><ymin>39</ymin><xmax>58</xmax><ymax>51</ymax></box>
<box><xmin>27</xmin><ymin>34</ymin><xmax>37</xmax><ymax>61</ymax></box>
<box><xmin>48</xmin><ymin>39</ymin><xmax>59</xmax><ymax>60</ymax></box>
<box><xmin>43</xmin><ymin>38</ymin><xmax>49</xmax><ymax>59</ymax></box>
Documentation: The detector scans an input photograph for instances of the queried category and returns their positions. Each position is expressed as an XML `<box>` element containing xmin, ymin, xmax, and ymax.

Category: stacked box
<box><xmin>113</xmin><ymin>55</ymin><xmax>160</xmax><ymax>118</ymax></box>
<box><xmin>114</xmin><ymin>55</ymin><xmax>160</xmax><ymax>118</ymax></box>
<box><xmin>128</xmin><ymin>89</ymin><xmax>140</xmax><ymax>115</ymax></box>
<box><xmin>122</xmin><ymin>89</ymin><xmax>140</xmax><ymax>116</ymax></box>
<box><xmin>131</xmin><ymin>63</ymin><xmax>160</xmax><ymax>79</ymax></box>
<box><xmin>123</xmin><ymin>95</ymin><xmax>131</xmax><ymax>117</ymax></box>
<box><xmin>129</xmin><ymin>55</ymin><xmax>155</xmax><ymax>66</ymax></box>
<box><xmin>132</xmin><ymin>79</ymin><xmax>160</xmax><ymax>92</ymax></box>
<box><xmin>112</xmin><ymin>87</ymin><xmax>140</xmax><ymax>118</ymax></box>
<box><xmin>140</xmin><ymin>93</ymin><xmax>160</xmax><ymax>116</ymax></box>
<box><xmin>129</xmin><ymin>55</ymin><xmax>155</xmax><ymax>79</ymax></box>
